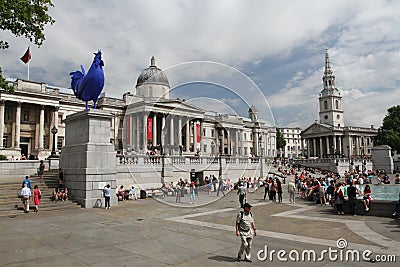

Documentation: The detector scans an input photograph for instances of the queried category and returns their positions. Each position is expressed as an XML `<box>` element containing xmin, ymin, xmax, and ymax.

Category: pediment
<box><xmin>301</xmin><ymin>122</ymin><xmax>333</xmax><ymax>137</ymax></box>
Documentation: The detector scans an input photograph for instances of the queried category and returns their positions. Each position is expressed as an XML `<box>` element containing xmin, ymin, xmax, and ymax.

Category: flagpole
<box><xmin>27</xmin><ymin>61</ymin><xmax>30</xmax><ymax>81</ymax></box>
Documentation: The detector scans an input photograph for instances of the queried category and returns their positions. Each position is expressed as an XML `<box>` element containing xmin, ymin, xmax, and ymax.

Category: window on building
<box><xmin>57</xmin><ymin>137</ymin><xmax>63</xmax><ymax>150</ymax></box>
<box><xmin>243</xmin><ymin>133</ymin><xmax>246</xmax><ymax>140</ymax></box>
<box><xmin>250</xmin><ymin>134</ymin><xmax>253</xmax><ymax>140</ymax></box>
<box><xmin>118</xmin><ymin>140</ymin><xmax>123</xmax><ymax>149</ymax></box>
<box><xmin>329</xmin><ymin>80</ymin><xmax>332</xmax><ymax>86</ymax></box>
<box><xmin>335</xmin><ymin>100</ymin><xmax>339</xmax><ymax>109</ymax></box>
<box><xmin>203</xmin><ymin>129</ymin><xmax>206</xmax><ymax>137</ymax></box>
<box><xmin>211</xmin><ymin>129</ymin><xmax>214</xmax><ymax>137</ymax></box>
<box><xmin>203</xmin><ymin>144</ymin><xmax>207</xmax><ymax>152</ymax></box>
<box><xmin>244</xmin><ymin>147</ymin><xmax>248</xmax><ymax>155</ymax></box>
<box><xmin>58</xmin><ymin>115</ymin><xmax>63</xmax><ymax>125</ymax></box>
<box><xmin>3</xmin><ymin>135</ymin><xmax>8</xmax><ymax>148</ymax></box>
<box><xmin>324</xmin><ymin>101</ymin><xmax>328</xmax><ymax>110</ymax></box>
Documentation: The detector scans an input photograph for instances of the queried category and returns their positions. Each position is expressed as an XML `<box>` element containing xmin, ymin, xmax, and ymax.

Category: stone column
<box><xmin>193</xmin><ymin>120</ymin><xmax>197</xmax><ymax>152</ymax></box>
<box><xmin>333</xmin><ymin>135</ymin><xmax>337</xmax><ymax>154</ymax></box>
<box><xmin>235</xmin><ymin>129</ymin><xmax>239</xmax><ymax>156</ymax></box>
<box><xmin>319</xmin><ymin>137</ymin><xmax>323</xmax><ymax>157</ymax></box>
<box><xmin>313</xmin><ymin>138</ymin><xmax>317</xmax><ymax>157</ymax></box>
<box><xmin>306</xmin><ymin>139</ymin><xmax>310</xmax><ymax>157</ymax></box>
<box><xmin>170</xmin><ymin>116</ymin><xmax>174</xmax><ymax>145</ymax></box>
<box><xmin>143</xmin><ymin>113</ymin><xmax>147</xmax><ymax>150</ymax></box>
<box><xmin>186</xmin><ymin>118</ymin><xmax>190</xmax><ymax>151</ymax></box>
<box><xmin>0</xmin><ymin>100</ymin><xmax>4</xmax><ymax>147</ymax></box>
<box><xmin>153</xmin><ymin>113</ymin><xmax>157</xmax><ymax>146</ymax></box>
<box><xmin>15</xmin><ymin>102</ymin><xmax>21</xmax><ymax>148</ymax></box>
<box><xmin>38</xmin><ymin>105</ymin><xmax>44</xmax><ymax>149</ymax></box>
<box><xmin>136</xmin><ymin>114</ymin><xmax>140</xmax><ymax>150</ymax></box>
<box><xmin>178</xmin><ymin>116</ymin><xmax>182</xmax><ymax>147</ymax></box>
<box><xmin>326</xmin><ymin>136</ymin><xmax>330</xmax><ymax>155</ymax></box>
<box><xmin>338</xmin><ymin>136</ymin><xmax>342</xmax><ymax>155</ymax></box>
<box><xmin>60</xmin><ymin>109</ymin><xmax>117</xmax><ymax>208</ymax></box>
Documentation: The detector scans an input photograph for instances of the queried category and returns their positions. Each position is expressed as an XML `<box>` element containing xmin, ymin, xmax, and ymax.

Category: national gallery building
<box><xmin>0</xmin><ymin>57</ymin><xmax>277</xmax><ymax>159</ymax></box>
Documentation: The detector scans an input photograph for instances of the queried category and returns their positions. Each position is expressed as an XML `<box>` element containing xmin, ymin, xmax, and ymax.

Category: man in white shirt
<box><xmin>236</xmin><ymin>203</ymin><xmax>257</xmax><ymax>262</ymax></box>
<box><xmin>20</xmin><ymin>183</ymin><xmax>31</xmax><ymax>213</ymax></box>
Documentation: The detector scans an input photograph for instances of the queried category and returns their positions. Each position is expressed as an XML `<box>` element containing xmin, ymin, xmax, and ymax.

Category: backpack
<box><xmin>239</xmin><ymin>211</ymin><xmax>253</xmax><ymax>220</ymax></box>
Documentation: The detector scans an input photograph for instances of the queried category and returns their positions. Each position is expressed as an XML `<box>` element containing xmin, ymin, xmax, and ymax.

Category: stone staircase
<box><xmin>0</xmin><ymin>170</ymin><xmax>82</xmax><ymax>218</ymax></box>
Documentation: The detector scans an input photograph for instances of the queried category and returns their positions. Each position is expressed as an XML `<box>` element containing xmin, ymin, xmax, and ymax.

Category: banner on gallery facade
<box><xmin>196</xmin><ymin>123</ymin><xmax>200</xmax><ymax>143</ymax></box>
<box><xmin>147</xmin><ymin>117</ymin><xmax>153</xmax><ymax>141</ymax></box>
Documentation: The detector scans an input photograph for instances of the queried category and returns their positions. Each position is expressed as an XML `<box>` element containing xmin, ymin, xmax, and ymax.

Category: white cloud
<box><xmin>0</xmin><ymin>0</ymin><xmax>399</xmax><ymax>130</ymax></box>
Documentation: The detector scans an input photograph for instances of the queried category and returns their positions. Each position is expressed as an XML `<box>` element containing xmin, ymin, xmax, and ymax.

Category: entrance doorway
<box><xmin>20</xmin><ymin>137</ymin><xmax>31</xmax><ymax>157</ymax></box>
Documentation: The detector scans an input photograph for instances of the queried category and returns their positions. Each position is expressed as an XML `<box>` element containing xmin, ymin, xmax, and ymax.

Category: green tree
<box><xmin>276</xmin><ymin>128</ymin><xmax>286</xmax><ymax>157</ymax></box>
<box><xmin>375</xmin><ymin>105</ymin><xmax>400</xmax><ymax>153</ymax></box>
<box><xmin>0</xmin><ymin>0</ymin><xmax>55</xmax><ymax>91</ymax></box>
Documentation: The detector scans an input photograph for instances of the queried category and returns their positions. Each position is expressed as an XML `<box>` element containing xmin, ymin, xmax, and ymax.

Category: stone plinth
<box><xmin>60</xmin><ymin>109</ymin><xmax>117</xmax><ymax>208</ymax></box>
<box><xmin>372</xmin><ymin>145</ymin><xmax>394</xmax><ymax>173</ymax></box>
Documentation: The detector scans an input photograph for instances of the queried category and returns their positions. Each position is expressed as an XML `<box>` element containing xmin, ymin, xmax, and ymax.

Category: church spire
<box><xmin>324</xmin><ymin>48</ymin><xmax>333</xmax><ymax>76</ymax></box>
<box><xmin>322</xmin><ymin>48</ymin><xmax>335</xmax><ymax>89</ymax></box>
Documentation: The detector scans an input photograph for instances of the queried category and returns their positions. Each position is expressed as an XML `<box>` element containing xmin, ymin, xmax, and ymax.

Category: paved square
<box><xmin>0</xmin><ymin>190</ymin><xmax>399</xmax><ymax>266</ymax></box>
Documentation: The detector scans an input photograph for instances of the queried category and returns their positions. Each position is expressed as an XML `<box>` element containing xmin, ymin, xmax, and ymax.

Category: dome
<box><xmin>136</xmin><ymin>56</ymin><xmax>169</xmax><ymax>88</ymax></box>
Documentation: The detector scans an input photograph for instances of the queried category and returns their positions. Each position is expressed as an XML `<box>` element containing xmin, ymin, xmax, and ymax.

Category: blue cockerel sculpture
<box><xmin>69</xmin><ymin>50</ymin><xmax>105</xmax><ymax>109</ymax></box>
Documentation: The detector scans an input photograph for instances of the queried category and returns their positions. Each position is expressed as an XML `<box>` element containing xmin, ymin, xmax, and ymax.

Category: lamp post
<box><xmin>218</xmin><ymin>130</ymin><xmax>223</xmax><ymax>178</ymax></box>
<box><xmin>161</xmin><ymin>128</ymin><xmax>167</xmax><ymax>185</ymax></box>
<box><xmin>258</xmin><ymin>134</ymin><xmax>263</xmax><ymax>178</ymax></box>
<box><xmin>50</xmin><ymin>125</ymin><xmax>58</xmax><ymax>157</ymax></box>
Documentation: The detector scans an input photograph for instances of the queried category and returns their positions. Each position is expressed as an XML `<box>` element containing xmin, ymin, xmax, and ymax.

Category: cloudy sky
<box><xmin>1</xmin><ymin>0</ymin><xmax>399</xmax><ymax>129</ymax></box>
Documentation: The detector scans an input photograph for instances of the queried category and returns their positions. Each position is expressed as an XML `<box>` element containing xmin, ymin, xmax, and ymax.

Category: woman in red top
<box><xmin>33</xmin><ymin>185</ymin><xmax>41</xmax><ymax>213</ymax></box>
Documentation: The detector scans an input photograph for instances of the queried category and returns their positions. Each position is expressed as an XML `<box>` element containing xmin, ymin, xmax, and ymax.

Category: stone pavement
<box><xmin>0</xmin><ymin>189</ymin><xmax>399</xmax><ymax>266</ymax></box>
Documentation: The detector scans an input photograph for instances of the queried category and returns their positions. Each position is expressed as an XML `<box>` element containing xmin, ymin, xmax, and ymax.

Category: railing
<box><xmin>117</xmin><ymin>155</ymin><xmax>265</xmax><ymax>166</ymax></box>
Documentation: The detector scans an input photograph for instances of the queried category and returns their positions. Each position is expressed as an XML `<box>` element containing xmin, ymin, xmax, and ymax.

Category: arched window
<box><xmin>335</xmin><ymin>100</ymin><xmax>339</xmax><ymax>109</ymax></box>
<box><xmin>324</xmin><ymin>101</ymin><xmax>328</xmax><ymax>110</ymax></box>
<box><xmin>328</xmin><ymin>80</ymin><xmax>332</xmax><ymax>86</ymax></box>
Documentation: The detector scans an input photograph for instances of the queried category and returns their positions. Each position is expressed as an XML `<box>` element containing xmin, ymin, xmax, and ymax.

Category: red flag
<box><xmin>20</xmin><ymin>47</ymin><xmax>31</xmax><ymax>64</ymax></box>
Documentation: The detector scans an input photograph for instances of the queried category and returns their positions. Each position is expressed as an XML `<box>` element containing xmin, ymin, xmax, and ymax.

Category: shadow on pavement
<box><xmin>208</xmin><ymin>255</ymin><xmax>237</xmax><ymax>262</ymax></box>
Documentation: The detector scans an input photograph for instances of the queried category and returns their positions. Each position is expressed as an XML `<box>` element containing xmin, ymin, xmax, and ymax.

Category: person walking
<box><xmin>32</xmin><ymin>185</ymin><xmax>41</xmax><ymax>213</ymax></box>
<box><xmin>347</xmin><ymin>180</ymin><xmax>360</xmax><ymax>216</ymax></box>
<box><xmin>216</xmin><ymin>176</ymin><xmax>225</xmax><ymax>197</ymax></box>
<box><xmin>20</xmin><ymin>183</ymin><xmax>31</xmax><ymax>213</ymax></box>
<box><xmin>288</xmin><ymin>179</ymin><xmax>296</xmax><ymax>204</ymax></box>
<box><xmin>276</xmin><ymin>179</ymin><xmax>283</xmax><ymax>203</ymax></box>
<box><xmin>38</xmin><ymin>160</ymin><xmax>45</xmax><ymax>182</ymax></box>
<box><xmin>236</xmin><ymin>203</ymin><xmax>257</xmax><ymax>262</ymax></box>
<box><xmin>22</xmin><ymin>176</ymin><xmax>31</xmax><ymax>189</ymax></box>
<box><xmin>103</xmin><ymin>184</ymin><xmax>111</xmax><ymax>209</ymax></box>
<box><xmin>237</xmin><ymin>182</ymin><xmax>247</xmax><ymax>208</ymax></box>
<box><xmin>175</xmin><ymin>183</ymin><xmax>181</xmax><ymax>203</ymax></box>
<box><xmin>189</xmin><ymin>182</ymin><xmax>196</xmax><ymax>204</ymax></box>
<box><xmin>263</xmin><ymin>179</ymin><xmax>269</xmax><ymax>201</ymax></box>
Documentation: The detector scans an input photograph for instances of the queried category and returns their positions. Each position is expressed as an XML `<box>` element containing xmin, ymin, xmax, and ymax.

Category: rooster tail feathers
<box><xmin>69</xmin><ymin>70</ymin><xmax>84</xmax><ymax>98</ymax></box>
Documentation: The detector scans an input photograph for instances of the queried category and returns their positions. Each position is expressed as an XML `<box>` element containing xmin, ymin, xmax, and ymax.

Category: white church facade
<box><xmin>301</xmin><ymin>49</ymin><xmax>378</xmax><ymax>159</ymax></box>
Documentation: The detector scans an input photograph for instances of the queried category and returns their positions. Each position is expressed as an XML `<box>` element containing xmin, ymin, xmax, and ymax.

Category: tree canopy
<box><xmin>0</xmin><ymin>0</ymin><xmax>55</xmax><ymax>90</ymax></box>
<box><xmin>375</xmin><ymin>105</ymin><xmax>400</xmax><ymax>153</ymax></box>
<box><xmin>276</xmin><ymin>128</ymin><xmax>286</xmax><ymax>156</ymax></box>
